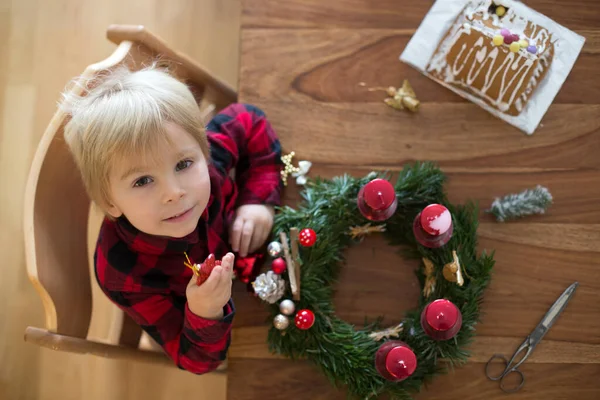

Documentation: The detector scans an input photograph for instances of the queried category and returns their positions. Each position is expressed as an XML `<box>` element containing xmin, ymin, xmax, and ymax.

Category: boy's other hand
<box><xmin>229</xmin><ymin>204</ymin><xmax>274</xmax><ymax>257</ymax></box>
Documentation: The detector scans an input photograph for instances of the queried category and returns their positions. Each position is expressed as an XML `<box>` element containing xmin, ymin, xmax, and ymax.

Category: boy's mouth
<box><xmin>164</xmin><ymin>206</ymin><xmax>195</xmax><ymax>222</ymax></box>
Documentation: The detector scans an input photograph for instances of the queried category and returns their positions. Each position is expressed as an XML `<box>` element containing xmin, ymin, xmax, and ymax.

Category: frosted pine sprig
<box><xmin>489</xmin><ymin>185</ymin><xmax>553</xmax><ymax>222</ymax></box>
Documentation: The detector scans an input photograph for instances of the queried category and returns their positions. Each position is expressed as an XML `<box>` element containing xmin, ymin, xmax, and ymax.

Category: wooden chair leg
<box><xmin>24</xmin><ymin>326</ymin><xmax>227</xmax><ymax>373</ymax></box>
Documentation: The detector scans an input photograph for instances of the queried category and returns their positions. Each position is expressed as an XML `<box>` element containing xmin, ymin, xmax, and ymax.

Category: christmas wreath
<box><xmin>251</xmin><ymin>162</ymin><xmax>495</xmax><ymax>400</ymax></box>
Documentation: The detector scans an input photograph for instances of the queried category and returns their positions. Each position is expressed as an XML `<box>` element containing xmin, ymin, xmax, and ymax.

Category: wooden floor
<box><xmin>0</xmin><ymin>0</ymin><xmax>240</xmax><ymax>399</ymax></box>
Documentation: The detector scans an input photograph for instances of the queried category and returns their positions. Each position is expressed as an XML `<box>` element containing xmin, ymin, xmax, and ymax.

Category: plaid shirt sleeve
<box><xmin>206</xmin><ymin>103</ymin><xmax>283</xmax><ymax>206</ymax></box>
<box><xmin>104</xmin><ymin>288</ymin><xmax>234</xmax><ymax>374</ymax></box>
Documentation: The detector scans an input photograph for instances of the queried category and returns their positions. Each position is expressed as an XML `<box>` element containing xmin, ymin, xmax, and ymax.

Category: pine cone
<box><xmin>252</xmin><ymin>271</ymin><xmax>285</xmax><ymax>304</ymax></box>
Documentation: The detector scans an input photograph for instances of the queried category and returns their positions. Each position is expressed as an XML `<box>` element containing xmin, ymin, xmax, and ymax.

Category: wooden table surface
<box><xmin>228</xmin><ymin>1</ymin><xmax>600</xmax><ymax>399</ymax></box>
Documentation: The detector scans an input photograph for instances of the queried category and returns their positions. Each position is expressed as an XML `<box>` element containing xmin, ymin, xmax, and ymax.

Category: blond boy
<box><xmin>63</xmin><ymin>67</ymin><xmax>282</xmax><ymax>373</ymax></box>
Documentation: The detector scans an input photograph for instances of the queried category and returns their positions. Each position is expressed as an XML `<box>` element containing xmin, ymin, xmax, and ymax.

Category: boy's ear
<box><xmin>106</xmin><ymin>203</ymin><xmax>123</xmax><ymax>219</ymax></box>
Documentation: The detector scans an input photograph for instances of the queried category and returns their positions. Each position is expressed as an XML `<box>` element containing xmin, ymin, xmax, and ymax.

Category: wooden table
<box><xmin>228</xmin><ymin>1</ymin><xmax>600</xmax><ymax>399</ymax></box>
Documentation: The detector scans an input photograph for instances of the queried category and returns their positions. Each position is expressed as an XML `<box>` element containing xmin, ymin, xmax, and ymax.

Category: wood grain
<box><xmin>242</xmin><ymin>0</ymin><xmax>600</xmax><ymax>30</ymax></box>
<box><xmin>240</xmin><ymin>30</ymin><xmax>600</xmax><ymax>104</ymax></box>
<box><xmin>241</xmin><ymin>102</ymin><xmax>600</xmax><ymax>169</ymax></box>
<box><xmin>236</xmin><ymin>0</ymin><xmax>600</xmax><ymax>398</ymax></box>
<box><xmin>230</xmin><ymin>326</ymin><xmax>600</xmax><ymax>364</ymax></box>
<box><xmin>227</xmin><ymin>358</ymin><xmax>600</xmax><ymax>400</ymax></box>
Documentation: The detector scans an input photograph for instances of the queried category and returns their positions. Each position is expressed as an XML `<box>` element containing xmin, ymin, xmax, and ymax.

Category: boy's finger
<box><xmin>229</xmin><ymin>217</ymin><xmax>244</xmax><ymax>253</ymax></box>
<box><xmin>249</xmin><ymin>225</ymin><xmax>264</xmax><ymax>254</ymax></box>
<box><xmin>221</xmin><ymin>252</ymin><xmax>235</xmax><ymax>270</ymax></box>
<box><xmin>239</xmin><ymin>220</ymin><xmax>254</xmax><ymax>257</ymax></box>
<box><xmin>219</xmin><ymin>253</ymin><xmax>235</xmax><ymax>282</ymax></box>
<box><xmin>202</xmin><ymin>265</ymin><xmax>223</xmax><ymax>291</ymax></box>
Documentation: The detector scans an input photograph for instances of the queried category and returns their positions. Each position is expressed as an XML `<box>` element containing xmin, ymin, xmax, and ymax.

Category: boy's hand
<box><xmin>186</xmin><ymin>253</ymin><xmax>234</xmax><ymax>320</ymax></box>
<box><xmin>229</xmin><ymin>204</ymin><xmax>274</xmax><ymax>257</ymax></box>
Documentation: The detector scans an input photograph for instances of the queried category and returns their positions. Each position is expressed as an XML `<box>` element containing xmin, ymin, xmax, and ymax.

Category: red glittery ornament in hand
<box><xmin>271</xmin><ymin>257</ymin><xmax>287</xmax><ymax>274</ymax></box>
<box><xmin>298</xmin><ymin>228</ymin><xmax>317</xmax><ymax>247</ymax></box>
<box><xmin>196</xmin><ymin>254</ymin><xmax>221</xmax><ymax>285</ymax></box>
<box><xmin>294</xmin><ymin>309</ymin><xmax>315</xmax><ymax>330</ymax></box>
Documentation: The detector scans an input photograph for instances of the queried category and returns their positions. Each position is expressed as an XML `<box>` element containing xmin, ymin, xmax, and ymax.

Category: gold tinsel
<box><xmin>184</xmin><ymin>252</ymin><xmax>199</xmax><ymax>276</ymax></box>
<box><xmin>348</xmin><ymin>223</ymin><xmax>386</xmax><ymax>239</ymax></box>
<box><xmin>443</xmin><ymin>250</ymin><xmax>464</xmax><ymax>286</ymax></box>
<box><xmin>422</xmin><ymin>258</ymin><xmax>436</xmax><ymax>297</ymax></box>
<box><xmin>281</xmin><ymin>152</ymin><xmax>301</xmax><ymax>186</ymax></box>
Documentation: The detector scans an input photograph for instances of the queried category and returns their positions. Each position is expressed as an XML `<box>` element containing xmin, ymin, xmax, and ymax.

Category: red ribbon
<box><xmin>234</xmin><ymin>252</ymin><xmax>265</xmax><ymax>284</ymax></box>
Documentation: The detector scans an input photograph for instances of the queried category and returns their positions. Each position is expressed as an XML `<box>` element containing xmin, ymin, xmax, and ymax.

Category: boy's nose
<box><xmin>163</xmin><ymin>181</ymin><xmax>185</xmax><ymax>203</ymax></box>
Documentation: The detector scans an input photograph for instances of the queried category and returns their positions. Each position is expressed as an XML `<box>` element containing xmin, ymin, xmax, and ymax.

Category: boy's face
<box><xmin>107</xmin><ymin>122</ymin><xmax>210</xmax><ymax>238</ymax></box>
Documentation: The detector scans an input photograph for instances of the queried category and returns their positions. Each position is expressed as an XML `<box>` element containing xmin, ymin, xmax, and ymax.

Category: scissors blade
<box><xmin>529</xmin><ymin>282</ymin><xmax>579</xmax><ymax>346</ymax></box>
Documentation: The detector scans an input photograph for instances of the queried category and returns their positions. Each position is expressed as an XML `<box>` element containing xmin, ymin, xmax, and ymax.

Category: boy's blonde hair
<box><xmin>62</xmin><ymin>66</ymin><xmax>209</xmax><ymax>211</ymax></box>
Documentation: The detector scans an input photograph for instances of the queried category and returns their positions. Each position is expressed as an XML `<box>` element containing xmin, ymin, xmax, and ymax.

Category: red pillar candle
<box><xmin>357</xmin><ymin>178</ymin><xmax>398</xmax><ymax>221</ymax></box>
<box><xmin>413</xmin><ymin>204</ymin><xmax>453</xmax><ymax>248</ymax></box>
<box><xmin>374</xmin><ymin>340</ymin><xmax>417</xmax><ymax>382</ymax></box>
<box><xmin>420</xmin><ymin>299</ymin><xmax>462</xmax><ymax>341</ymax></box>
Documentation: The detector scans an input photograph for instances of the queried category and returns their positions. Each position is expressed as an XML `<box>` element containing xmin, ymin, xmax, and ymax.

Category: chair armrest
<box><xmin>25</xmin><ymin>326</ymin><xmax>227</xmax><ymax>373</ymax></box>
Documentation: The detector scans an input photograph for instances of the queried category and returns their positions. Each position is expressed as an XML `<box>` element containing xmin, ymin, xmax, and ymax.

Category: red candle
<box><xmin>357</xmin><ymin>178</ymin><xmax>398</xmax><ymax>221</ymax></box>
<box><xmin>420</xmin><ymin>299</ymin><xmax>462</xmax><ymax>341</ymax></box>
<box><xmin>413</xmin><ymin>204</ymin><xmax>453</xmax><ymax>248</ymax></box>
<box><xmin>374</xmin><ymin>340</ymin><xmax>417</xmax><ymax>381</ymax></box>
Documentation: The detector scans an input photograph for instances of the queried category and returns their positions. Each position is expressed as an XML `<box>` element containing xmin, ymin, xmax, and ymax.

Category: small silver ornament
<box><xmin>267</xmin><ymin>241</ymin><xmax>283</xmax><ymax>257</ymax></box>
<box><xmin>279</xmin><ymin>299</ymin><xmax>296</xmax><ymax>316</ymax></box>
<box><xmin>273</xmin><ymin>314</ymin><xmax>289</xmax><ymax>330</ymax></box>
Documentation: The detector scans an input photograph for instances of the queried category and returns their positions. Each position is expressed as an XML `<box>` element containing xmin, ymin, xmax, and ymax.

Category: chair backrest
<box><xmin>24</xmin><ymin>25</ymin><xmax>237</xmax><ymax>340</ymax></box>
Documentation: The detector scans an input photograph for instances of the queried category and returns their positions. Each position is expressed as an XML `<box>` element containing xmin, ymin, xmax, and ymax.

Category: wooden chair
<box><xmin>23</xmin><ymin>25</ymin><xmax>237</xmax><ymax>372</ymax></box>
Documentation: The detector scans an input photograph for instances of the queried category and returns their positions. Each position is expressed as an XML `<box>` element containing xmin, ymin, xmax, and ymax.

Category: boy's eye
<box><xmin>176</xmin><ymin>159</ymin><xmax>193</xmax><ymax>171</ymax></box>
<box><xmin>133</xmin><ymin>176</ymin><xmax>153</xmax><ymax>187</ymax></box>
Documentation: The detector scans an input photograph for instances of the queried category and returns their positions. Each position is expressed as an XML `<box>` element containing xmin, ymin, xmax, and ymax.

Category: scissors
<box><xmin>485</xmin><ymin>282</ymin><xmax>579</xmax><ymax>393</ymax></box>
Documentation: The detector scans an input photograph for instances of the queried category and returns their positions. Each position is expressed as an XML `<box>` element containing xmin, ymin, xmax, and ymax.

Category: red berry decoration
<box><xmin>271</xmin><ymin>257</ymin><xmax>287</xmax><ymax>274</ymax></box>
<box><xmin>294</xmin><ymin>309</ymin><xmax>315</xmax><ymax>330</ymax></box>
<box><xmin>197</xmin><ymin>254</ymin><xmax>221</xmax><ymax>285</ymax></box>
<box><xmin>299</xmin><ymin>228</ymin><xmax>317</xmax><ymax>247</ymax></box>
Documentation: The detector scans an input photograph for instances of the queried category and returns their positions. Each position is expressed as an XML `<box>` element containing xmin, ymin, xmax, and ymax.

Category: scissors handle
<box><xmin>486</xmin><ymin>354</ymin><xmax>526</xmax><ymax>393</ymax></box>
<box><xmin>485</xmin><ymin>354</ymin><xmax>510</xmax><ymax>380</ymax></box>
<box><xmin>501</xmin><ymin>368</ymin><xmax>525</xmax><ymax>393</ymax></box>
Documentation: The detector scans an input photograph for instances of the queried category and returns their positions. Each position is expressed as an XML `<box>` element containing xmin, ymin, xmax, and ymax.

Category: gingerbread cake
<box><xmin>426</xmin><ymin>1</ymin><xmax>555</xmax><ymax>116</ymax></box>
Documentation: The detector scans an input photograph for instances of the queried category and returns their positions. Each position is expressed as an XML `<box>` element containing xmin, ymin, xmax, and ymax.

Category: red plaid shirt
<box><xmin>94</xmin><ymin>104</ymin><xmax>282</xmax><ymax>374</ymax></box>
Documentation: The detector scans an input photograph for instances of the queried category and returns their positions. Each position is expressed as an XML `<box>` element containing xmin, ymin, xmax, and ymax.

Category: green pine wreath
<box><xmin>265</xmin><ymin>162</ymin><xmax>495</xmax><ymax>400</ymax></box>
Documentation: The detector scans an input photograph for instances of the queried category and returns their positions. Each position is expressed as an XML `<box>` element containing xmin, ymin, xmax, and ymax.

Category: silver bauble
<box><xmin>267</xmin><ymin>241</ymin><xmax>283</xmax><ymax>257</ymax></box>
<box><xmin>279</xmin><ymin>299</ymin><xmax>296</xmax><ymax>316</ymax></box>
<box><xmin>273</xmin><ymin>314</ymin><xmax>289</xmax><ymax>330</ymax></box>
